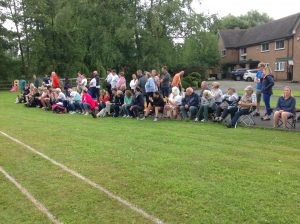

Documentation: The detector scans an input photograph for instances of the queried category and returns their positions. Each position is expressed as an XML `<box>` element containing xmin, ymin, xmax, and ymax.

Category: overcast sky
<box><xmin>192</xmin><ymin>0</ymin><xmax>299</xmax><ymax>19</ymax></box>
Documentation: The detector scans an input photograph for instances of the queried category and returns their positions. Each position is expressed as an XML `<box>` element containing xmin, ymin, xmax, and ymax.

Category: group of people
<box><xmin>16</xmin><ymin>64</ymin><xmax>297</xmax><ymax>129</ymax></box>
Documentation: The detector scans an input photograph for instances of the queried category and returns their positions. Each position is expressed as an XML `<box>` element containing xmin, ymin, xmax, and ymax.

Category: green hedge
<box><xmin>182</xmin><ymin>72</ymin><xmax>206</xmax><ymax>89</ymax></box>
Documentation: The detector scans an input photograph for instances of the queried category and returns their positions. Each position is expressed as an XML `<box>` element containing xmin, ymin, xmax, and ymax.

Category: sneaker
<box><xmin>69</xmin><ymin>111</ymin><xmax>76</xmax><ymax>114</ymax></box>
<box><xmin>140</xmin><ymin>116</ymin><xmax>145</xmax><ymax>120</ymax></box>
<box><xmin>201</xmin><ymin>119</ymin><xmax>206</xmax><ymax>122</ymax></box>
<box><xmin>123</xmin><ymin>115</ymin><xmax>127</xmax><ymax>118</ymax></box>
<box><xmin>84</xmin><ymin>112</ymin><xmax>89</xmax><ymax>115</ymax></box>
<box><xmin>153</xmin><ymin>117</ymin><xmax>158</xmax><ymax>122</ymax></box>
<box><xmin>194</xmin><ymin>118</ymin><xmax>199</xmax><ymax>122</ymax></box>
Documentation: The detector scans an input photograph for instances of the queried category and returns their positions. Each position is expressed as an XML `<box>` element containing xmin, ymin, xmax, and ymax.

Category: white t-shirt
<box><xmin>58</xmin><ymin>92</ymin><xmax>66</xmax><ymax>101</ymax></box>
<box><xmin>81</xmin><ymin>78</ymin><xmax>87</xmax><ymax>87</ymax></box>
<box><xmin>168</xmin><ymin>93</ymin><xmax>183</xmax><ymax>106</ymax></box>
<box><xmin>106</xmin><ymin>73</ymin><xmax>113</xmax><ymax>84</ymax></box>
<box><xmin>130</xmin><ymin>79</ymin><xmax>138</xmax><ymax>90</ymax></box>
<box><xmin>90</xmin><ymin>78</ymin><xmax>96</xmax><ymax>87</ymax></box>
<box><xmin>211</xmin><ymin>88</ymin><xmax>223</xmax><ymax>103</ymax></box>
<box><xmin>111</xmin><ymin>75</ymin><xmax>119</xmax><ymax>89</ymax></box>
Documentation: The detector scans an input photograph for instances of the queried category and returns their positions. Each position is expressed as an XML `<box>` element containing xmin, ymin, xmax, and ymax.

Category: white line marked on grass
<box><xmin>0</xmin><ymin>166</ymin><xmax>61</xmax><ymax>224</ymax></box>
<box><xmin>0</xmin><ymin>131</ymin><xmax>165</xmax><ymax>224</ymax></box>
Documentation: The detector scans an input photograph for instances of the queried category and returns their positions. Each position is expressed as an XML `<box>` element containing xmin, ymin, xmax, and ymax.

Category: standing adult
<box><xmin>93</xmin><ymin>70</ymin><xmax>101</xmax><ymax>101</ymax></box>
<box><xmin>254</xmin><ymin>63</ymin><xmax>265</xmax><ymax>116</ymax></box>
<box><xmin>116</xmin><ymin>72</ymin><xmax>126</xmax><ymax>92</ymax></box>
<box><xmin>105</xmin><ymin>69</ymin><xmax>113</xmax><ymax>95</ymax></box>
<box><xmin>76</xmin><ymin>72</ymin><xmax>82</xmax><ymax>92</ymax></box>
<box><xmin>33</xmin><ymin>75</ymin><xmax>40</xmax><ymax>88</ymax></box>
<box><xmin>261</xmin><ymin>66</ymin><xmax>274</xmax><ymax>121</ymax></box>
<box><xmin>171</xmin><ymin>71</ymin><xmax>184</xmax><ymax>90</ymax></box>
<box><xmin>89</xmin><ymin>73</ymin><xmax>97</xmax><ymax>99</ymax></box>
<box><xmin>160</xmin><ymin>66</ymin><xmax>171</xmax><ymax>98</ymax></box>
<box><xmin>145</xmin><ymin>71</ymin><xmax>157</xmax><ymax>106</ymax></box>
<box><xmin>110</xmin><ymin>69</ymin><xmax>119</xmax><ymax>90</ymax></box>
<box><xmin>137</xmin><ymin>69</ymin><xmax>147</xmax><ymax>95</ymax></box>
<box><xmin>129</xmin><ymin>74</ymin><xmax>138</xmax><ymax>93</ymax></box>
<box><xmin>51</xmin><ymin>72</ymin><xmax>60</xmax><ymax>88</ymax></box>
<box><xmin>63</xmin><ymin>77</ymin><xmax>72</xmax><ymax>96</ymax></box>
<box><xmin>79</xmin><ymin>74</ymin><xmax>87</xmax><ymax>93</ymax></box>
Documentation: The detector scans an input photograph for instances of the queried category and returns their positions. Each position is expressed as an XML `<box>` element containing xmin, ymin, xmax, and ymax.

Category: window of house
<box><xmin>240</xmin><ymin>48</ymin><xmax>247</xmax><ymax>61</ymax></box>
<box><xmin>275</xmin><ymin>62</ymin><xmax>285</xmax><ymax>71</ymax></box>
<box><xmin>221</xmin><ymin>49</ymin><xmax>226</xmax><ymax>57</ymax></box>
<box><xmin>275</xmin><ymin>40</ymin><xmax>285</xmax><ymax>50</ymax></box>
<box><xmin>261</xmin><ymin>43</ymin><xmax>269</xmax><ymax>52</ymax></box>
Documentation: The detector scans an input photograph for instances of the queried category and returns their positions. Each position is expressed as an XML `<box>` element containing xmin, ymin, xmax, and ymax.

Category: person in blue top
<box><xmin>261</xmin><ymin>66</ymin><xmax>274</xmax><ymax>121</ymax></box>
<box><xmin>254</xmin><ymin>63</ymin><xmax>265</xmax><ymax>116</ymax></box>
<box><xmin>273</xmin><ymin>86</ymin><xmax>296</xmax><ymax>128</ymax></box>
<box><xmin>145</xmin><ymin>71</ymin><xmax>157</xmax><ymax>106</ymax></box>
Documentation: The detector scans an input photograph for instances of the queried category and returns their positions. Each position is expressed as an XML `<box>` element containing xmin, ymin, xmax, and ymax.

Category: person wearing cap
<box><xmin>227</xmin><ymin>85</ymin><xmax>257</xmax><ymax>128</ymax></box>
<box><xmin>254</xmin><ymin>63</ymin><xmax>265</xmax><ymax>116</ymax></box>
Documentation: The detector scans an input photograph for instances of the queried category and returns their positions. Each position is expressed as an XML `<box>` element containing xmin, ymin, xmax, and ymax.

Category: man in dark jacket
<box><xmin>151</xmin><ymin>92</ymin><xmax>165</xmax><ymax>121</ymax></box>
<box><xmin>160</xmin><ymin>66</ymin><xmax>171</xmax><ymax>97</ymax></box>
<box><xmin>180</xmin><ymin>87</ymin><xmax>199</xmax><ymax>120</ymax></box>
<box><xmin>130</xmin><ymin>87</ymin><xmax>144</xmax><ymax>118</ymax></box>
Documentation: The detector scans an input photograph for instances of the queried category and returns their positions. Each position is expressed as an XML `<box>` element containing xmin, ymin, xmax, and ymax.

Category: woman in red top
<box><xmin>81</xmin><ymin>88</ymin><xmax>97</xmax><ymax>118</ymax></box>
<box><xmin>51</xmin><ymin>72</ymin><xmax>60</xmax><ymax>88</ymax></box>
<box><xmin>98</xmin><ymin>90</ymin><xmax>110</xmax><ymax>110</ymax></box>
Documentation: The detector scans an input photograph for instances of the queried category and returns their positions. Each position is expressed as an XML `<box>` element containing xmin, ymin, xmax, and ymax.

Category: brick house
<box><xmin>218</xmin><ymin>13</ymin><xmax>300</xmax><ymax>81</ymax></box>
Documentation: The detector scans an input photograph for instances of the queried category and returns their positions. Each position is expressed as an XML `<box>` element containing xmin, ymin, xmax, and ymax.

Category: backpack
<box><xmin>52</xmin><ymin>104</ymin><xmax>66</xmax><ymax>113</ymax></box>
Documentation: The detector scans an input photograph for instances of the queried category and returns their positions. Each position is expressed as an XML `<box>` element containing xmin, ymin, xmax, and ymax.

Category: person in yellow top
<box><xmin>171</xmin><ymin>71</ymin><xmax>184</xmax><ymax>90</ymax></box>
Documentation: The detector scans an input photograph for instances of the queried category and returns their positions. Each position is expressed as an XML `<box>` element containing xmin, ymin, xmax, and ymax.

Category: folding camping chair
<box><xmin>278</xmin><ymin>112</ymin><xmax>296</xmax><ymax>129</ymax></box>
<box><xmin>235</xmin><ymin>106</ymin><xmax>256</xmax><ymax>128</ymax></box>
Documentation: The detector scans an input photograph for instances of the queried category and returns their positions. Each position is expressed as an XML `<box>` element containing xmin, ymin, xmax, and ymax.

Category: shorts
<box><xmin>256</xmin><ymin>90</ymin><xmax>262</xmax><ymax>103</ymax></box>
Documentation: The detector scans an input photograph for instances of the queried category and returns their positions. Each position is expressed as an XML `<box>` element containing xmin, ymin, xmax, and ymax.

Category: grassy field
<box><xmin>0</xmin><ymin>91</ymin><xmax>300</xmax><ymax>224</ymax></box>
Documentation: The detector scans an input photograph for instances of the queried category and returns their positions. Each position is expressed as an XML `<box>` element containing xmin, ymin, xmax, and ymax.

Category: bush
<box><xmin>182</xmin><ymin>72</ymin><xmax>205</xmax><ymax>89</ymax></box>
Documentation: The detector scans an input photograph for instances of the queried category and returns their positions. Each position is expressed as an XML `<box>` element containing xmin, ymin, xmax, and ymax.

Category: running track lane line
<box><xmin>0</xmin><ymin>131</ymin><xmax>165</xmax><ymax>224</ymax></box>
<box><xmin>0</xmin><ymin>166</ymin><xmax>61</xmax><ymax>224</ymax></box>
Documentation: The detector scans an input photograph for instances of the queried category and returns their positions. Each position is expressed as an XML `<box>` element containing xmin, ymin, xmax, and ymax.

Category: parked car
<box><xmin>243</xmin><ymin>69</ymin><xmax>259</xmax><ymax>81</ymax></box>
<box><xmin>230</xmin><ymin>68</ymin><xmax>247</xmax><ymax>81</ymax></box>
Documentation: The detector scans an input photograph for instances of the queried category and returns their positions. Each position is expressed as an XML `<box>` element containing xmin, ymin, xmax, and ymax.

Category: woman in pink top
<box><xmin>81</xmin><ymin>88</ymin><xmax>97</xmax><ymax>118</ymax></box>
<box><xmin>116</xmin><ymin>72</ymin><xmax>126</xmax><ymax>91</ymax></box>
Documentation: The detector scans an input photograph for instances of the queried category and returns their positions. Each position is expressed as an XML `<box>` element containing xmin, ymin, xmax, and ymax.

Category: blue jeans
<box><xmin>180</xmin><ymin>106</ymin><xmax>198</xmax><ymax>119</ymax></box>
<box><xmin>230</xmin><ymin>107</ymin><xmax>250</xmax><ymax>126</ymax></box>
<box><xmin>81</xmin><ymin>103</ymin><xmax>90</xmax><ymax>111</ymax></box>
<box><xmin>263</xmin><ymin>93</ymin><xmax>272</xmax><ymax>116</ymax></box>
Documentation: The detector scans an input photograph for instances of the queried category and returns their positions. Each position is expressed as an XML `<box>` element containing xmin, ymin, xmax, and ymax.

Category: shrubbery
<box><xmin>181</xmin><ymin>72</ymin><xmax>206</xmax><ymax>89</ymax></box>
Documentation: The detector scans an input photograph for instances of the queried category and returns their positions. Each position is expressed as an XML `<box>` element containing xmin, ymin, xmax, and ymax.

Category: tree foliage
<box><xmin>218</xmin><ymin>10</ymin><xmax>273</xmax><ymax>30</ymax></box>
<box><xmin>1</xmin><ymin>1</ymin><xmax>273</xmax><ymax>80</ymax></box>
